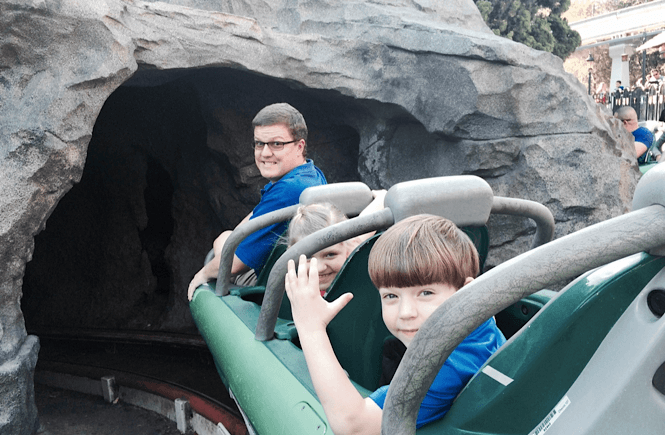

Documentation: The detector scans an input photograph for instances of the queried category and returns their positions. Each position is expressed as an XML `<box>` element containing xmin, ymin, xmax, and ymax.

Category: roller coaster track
<box><xmin>31</xmin><ymin>327</ymin><xmax>249</xmax><ymax>435</ymax></box>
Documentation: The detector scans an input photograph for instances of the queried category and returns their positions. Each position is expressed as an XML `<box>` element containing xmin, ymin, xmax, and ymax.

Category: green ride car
<box><xmin>191</xmin><ymin>166</ymin><xmax>665</xmax><ymax>434</ymax></box>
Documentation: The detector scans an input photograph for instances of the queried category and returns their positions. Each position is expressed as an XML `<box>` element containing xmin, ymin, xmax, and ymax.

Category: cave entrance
<box><xmin>21</xmin><ymin>67</ymin><xmax>361</xmax><ymax>333</ymax></box>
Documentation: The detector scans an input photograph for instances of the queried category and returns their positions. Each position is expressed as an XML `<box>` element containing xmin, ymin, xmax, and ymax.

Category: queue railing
<box><xmin>594</xmin><ymin>84</ymin><xmax>665</xmax><ymax>121</ymax></box>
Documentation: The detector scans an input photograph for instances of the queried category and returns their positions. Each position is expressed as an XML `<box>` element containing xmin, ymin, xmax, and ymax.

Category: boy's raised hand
<box><xmin>285</xmin><ymin>255</ymin><xmax>353</xmax><ymax>333</ymax></box>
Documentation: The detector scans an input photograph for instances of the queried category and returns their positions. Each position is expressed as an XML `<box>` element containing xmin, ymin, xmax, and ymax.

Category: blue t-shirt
<box><xmin>370</xmin><ymin>317</ymin><xmax>506</xmax><ymax>429</ymax></box>
<box><xmin>235</xmin><ymin>159</ymin><xmax>326</xmax><ymax>272</ymax></box>
<box><xmin>633</xmin><ymin>127</ymin><xmax>654</xmax><ymax>164</ymax></box>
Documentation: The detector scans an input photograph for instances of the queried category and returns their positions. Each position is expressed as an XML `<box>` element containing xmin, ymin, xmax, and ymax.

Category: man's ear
<box><xmin>463</xmin><ymin>276</ymin><xmax>474</xmax><ymax>287</ymax></box>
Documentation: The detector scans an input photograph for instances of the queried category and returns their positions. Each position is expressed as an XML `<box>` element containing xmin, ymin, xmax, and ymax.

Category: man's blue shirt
<box><xmin>235</xmin><ymin>159</ymin><xmax>326</xmax><ymax>272</ymax></box>
<box><xmin>634</xmin><ymin>126</ymin><xmax>654</xmax><ymax>164</ymax></box>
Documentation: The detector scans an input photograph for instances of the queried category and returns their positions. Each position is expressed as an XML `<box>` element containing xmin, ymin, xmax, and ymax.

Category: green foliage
<box><xmin>473</xmin><ymin>0</ymin><xmax>581</xmax><ymax>60</ymax></box>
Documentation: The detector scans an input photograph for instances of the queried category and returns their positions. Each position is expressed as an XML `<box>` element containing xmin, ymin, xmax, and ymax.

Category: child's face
<box><xmin>309</xmin><ymin>242</ymin><xmax>350</xmax><ymax>293</ymax></box>
<box><xmin>379</xmin><ymin>282</ymin><xmax>459</xmax><ymax>347</ymax></box>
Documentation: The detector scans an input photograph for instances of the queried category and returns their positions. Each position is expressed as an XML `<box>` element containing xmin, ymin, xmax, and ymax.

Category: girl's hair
<box><xmin>286</xmin><ymin>203</ymin><xmax>348</xmax><ymax>247</ymax></box>
<box><xmin>368</xmin><ymin>214</ymin><xmax>479</xmax><ymax>290</ymax></box>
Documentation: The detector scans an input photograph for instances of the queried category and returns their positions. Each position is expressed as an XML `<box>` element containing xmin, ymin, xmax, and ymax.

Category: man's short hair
<box><xmin>616</xmin><ymin>106</ymin><xmax>636</xmax><ymax>120</ymax></box>
<box><xmin>616</xmin><ymin>81</ymin><xmax>622</xmax><ymax>84</ymax></box>
<box><xmin>368</xmin><ymin>214</ymin><xmax>479</xmax><ymax>290</ymax></box>
<box><xmin>252</xmin><ymin>103</ymin><xmax>308</xmax><ymax>156</ymax></box>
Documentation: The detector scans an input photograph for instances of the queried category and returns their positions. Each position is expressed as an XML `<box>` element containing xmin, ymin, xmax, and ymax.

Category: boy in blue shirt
<box><xmin>285</xmin><ymin>214</ymin><xmax>505</xmax><ymax>434</ymax></box>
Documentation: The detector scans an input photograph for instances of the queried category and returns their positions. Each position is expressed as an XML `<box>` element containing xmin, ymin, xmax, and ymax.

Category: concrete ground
<box><xmin>35</xmin><ymin>383</ymin><xmax>182</xmax><ymax>435</ymax></box>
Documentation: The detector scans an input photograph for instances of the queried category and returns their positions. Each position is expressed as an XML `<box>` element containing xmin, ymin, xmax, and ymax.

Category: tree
<box><xmin>474</xmin><ymin>0</ymin><xmax>581</xmax><ymax>59</ymax></box>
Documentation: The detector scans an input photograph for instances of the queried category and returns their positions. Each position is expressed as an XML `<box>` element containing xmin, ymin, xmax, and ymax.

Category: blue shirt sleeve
<box><xmin>368</xmin><ymin>363</ymin><xmax>464</xmax><ymax>428</ymax></box>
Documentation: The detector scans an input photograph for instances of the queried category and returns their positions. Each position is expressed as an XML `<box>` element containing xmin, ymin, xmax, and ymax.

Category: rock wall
<box><xmin>0</xmin><ymin>0</ymin><xmax>639</xmax><ymax>432</ymax></box>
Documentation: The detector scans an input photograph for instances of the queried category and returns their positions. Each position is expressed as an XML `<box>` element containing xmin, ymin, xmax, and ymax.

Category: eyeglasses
<box><xmin>252</xmin><ymin>140</ymin><xmax>297</xmax><ymax>151</ymax></box>
<box><xmin>620</xmin><ymin>118</ymin><xmax>636</xmax><ymax>124</ymax></box>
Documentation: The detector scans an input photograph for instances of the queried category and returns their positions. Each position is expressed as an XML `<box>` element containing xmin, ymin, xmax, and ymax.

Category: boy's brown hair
<box><xmin>368</xmin><ymin>214</ymin><xmax>479</xmax><ymax>290</ymax></box>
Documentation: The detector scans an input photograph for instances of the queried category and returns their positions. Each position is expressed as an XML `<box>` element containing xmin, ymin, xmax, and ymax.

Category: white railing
<box><xmin>570</xmin><ymin>0</ymin><xmax>665</xmax><ymax>46</ymax></box>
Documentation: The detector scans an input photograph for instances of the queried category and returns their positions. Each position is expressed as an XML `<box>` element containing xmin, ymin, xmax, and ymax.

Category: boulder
<box><xmin>0</xmin><ymin>0</ymin><xmax>638</xmax><ymax>431</ymax></box>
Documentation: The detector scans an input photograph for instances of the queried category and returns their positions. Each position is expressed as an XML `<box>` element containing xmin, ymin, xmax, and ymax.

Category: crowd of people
<box><xmin>594</xmin><ymin>68</ymin><xmax>664</xmax><ymax>105</ymax></box>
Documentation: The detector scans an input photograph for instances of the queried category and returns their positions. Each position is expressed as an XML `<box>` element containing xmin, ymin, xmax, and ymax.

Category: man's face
<box><xmin>618</xmin><ymin>111</ymin><xmax>638</xmax><ymax>133</ymax></box>
<box><xmin>254</xmin><ymin>123</ymin><xmax>305</xmax><ymax>182</ymax></box>
<box><xmin>616</xmin><ymin>81</ymin><xmax>621</xmax><ymax>87</ymax></box>
<box><xmin>653</xmin><ymin>70</ymin><xmax>661</xmax><ymax>79</ymax></box>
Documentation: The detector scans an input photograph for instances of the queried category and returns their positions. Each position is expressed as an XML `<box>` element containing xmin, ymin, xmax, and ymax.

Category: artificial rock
<box><xmin>0</xmin><ymin>0</ymin><xmax>638</xmax><ymax>432</ymax></box>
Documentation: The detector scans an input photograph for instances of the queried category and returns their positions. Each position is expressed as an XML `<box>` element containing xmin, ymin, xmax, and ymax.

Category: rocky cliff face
<box><xmin>0</xmin><ymin>0</ymin><xmax>638</xmax><ymax>432</ymax></box>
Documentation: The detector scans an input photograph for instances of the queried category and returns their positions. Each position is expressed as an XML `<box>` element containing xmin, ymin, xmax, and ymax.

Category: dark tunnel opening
<box><xmin>21</xmin><ymin>67</ymin><xmax>362</xmax><ymax>333</ymax></box>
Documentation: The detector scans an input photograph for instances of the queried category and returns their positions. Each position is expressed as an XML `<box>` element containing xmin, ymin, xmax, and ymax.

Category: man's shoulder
<box><xmin>277</xmin><ymin>160</ymin><xmax>327</xmax><ymax>187</ymax></box>
<box><xmin>260</xmin><ymin>161</ymin><xmax>326</xmax><ymax>203</ymax></box>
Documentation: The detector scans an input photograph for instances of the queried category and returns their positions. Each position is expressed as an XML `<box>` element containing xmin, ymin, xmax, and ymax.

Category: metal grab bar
<box><xmin>216</xmin><ymin>205</ymin><xmax>299</xmax><ymax>296</ymax></box>
<box><xmin>254</xmin><ymin>209</ymin><xmax>395</xmax><ymax>341</ymax></box>
<box><xmin>491</xmin><ymin>196</ymin><xmax>556</xmax><ymax>249</ymax></box>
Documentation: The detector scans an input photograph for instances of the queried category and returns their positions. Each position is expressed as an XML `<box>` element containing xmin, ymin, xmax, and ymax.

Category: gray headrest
<box><xmin>633</xmin><ymin>162</ymin><xmax>665</xmax><ymax>211</ymax></box>
<box><xmin>384</xmin><ymin>176</ymin><xmax>493</xmax><ymax>226</ymax></box>
<box><xmin>299</xmin><ymin>182</ymin><xmax>373</xmax><ymax>217</ymax></box>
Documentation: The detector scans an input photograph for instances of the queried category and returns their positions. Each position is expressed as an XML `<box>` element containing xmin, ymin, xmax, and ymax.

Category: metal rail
<box><xmin>33</xmin><ymin>329</ymin><xmax>247</xmax><ymax>434</ymax></box>
<box><xmin>254</xmin><ymin>209</ymin><xmax>395</xmax><ymax>341</ymax></box>
<box><xmin>491</xmin><ymin>196</ymin><xmax>555</xmax><ymax>249</ymax></box>
<box><xmin>216</xmin><ymin>205</ymin><xmax>299</xmax><ymax>296</ymax></box>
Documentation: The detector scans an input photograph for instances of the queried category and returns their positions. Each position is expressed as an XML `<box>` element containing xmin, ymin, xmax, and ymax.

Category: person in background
<box><xmin>595</xmin><ymin>82</ymin><xmax>608</xmax><ymax>104</ymax></box>
<box><xmin>648</xmin><ymin>68</ymin><xmax>663</xmax><ymax>87</ymax></box>
<box><xmin>188</xmin><ymin>103</ymin><xmax>327</xmax><ymax>300</ymax></box>
<box><xmin>616</xmin><ymin>106</ymin><xmax>654</xmax><ymax>164</ymax></box>
<box><xmin>634</xmin><ymin>78</ymin><xmax>646</xmax><ymax>91</ymax></box>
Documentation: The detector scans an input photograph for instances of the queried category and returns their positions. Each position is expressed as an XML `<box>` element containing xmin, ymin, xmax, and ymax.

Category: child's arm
<box><xmin>285</xmin><ymin>256</ymin><xmax>383</xmax><ymax>435</ymax></box>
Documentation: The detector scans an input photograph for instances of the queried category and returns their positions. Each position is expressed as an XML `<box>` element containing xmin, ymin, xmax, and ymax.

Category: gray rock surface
<box><xmin>0</xmin><ymin>0</ymin><xmax>639</xmax><ymax>432</ymax></box>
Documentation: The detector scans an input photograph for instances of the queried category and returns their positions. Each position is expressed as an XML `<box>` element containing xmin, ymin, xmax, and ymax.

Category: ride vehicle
<box><xmin>190</xmin><ymin>164</ymin><xmax>665</xmax><ymax>434</ymax></box>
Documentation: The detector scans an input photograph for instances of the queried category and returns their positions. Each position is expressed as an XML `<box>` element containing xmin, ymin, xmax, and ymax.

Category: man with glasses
<box><xmin>188</xmin><ymin>103</ymin><xmax>326</xmax><ymax>299</ymax></box>
<box><xmin>648</xmin><ymin>69</ymin><xmax>663</xmax><ymax>87</ymax></box>
<box><xmin>616</xmin><ymin>106</ymin><xmax>655</xmax><ymax>164</ymax></box>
